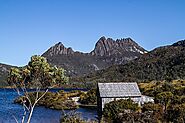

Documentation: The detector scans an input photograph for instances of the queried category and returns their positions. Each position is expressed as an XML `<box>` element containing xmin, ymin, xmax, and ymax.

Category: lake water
<box><xmin>0</xmin><ymin>88</ymin><xmax>97</xmax><ymax>123</ymax></box>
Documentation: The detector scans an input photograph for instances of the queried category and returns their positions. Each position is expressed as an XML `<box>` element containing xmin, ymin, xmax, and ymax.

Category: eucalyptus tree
<box><xmin>7</xmin><ymin>55</ymin><xmax>68</xmax><ymax>123</ymax></box>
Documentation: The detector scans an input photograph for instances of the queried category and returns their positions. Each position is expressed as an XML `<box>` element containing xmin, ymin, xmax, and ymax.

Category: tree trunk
<box><xmin>27</xmin><ymin>106</ymin><xmax>34</xmax><ymax>123</ymax></box>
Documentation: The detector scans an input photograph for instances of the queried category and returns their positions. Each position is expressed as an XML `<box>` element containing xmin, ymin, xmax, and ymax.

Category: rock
<box><xmin>90</xmin><ymin>37</ymin><xmax>147</xmax><ymax>56</ymax></box>
<box><xmin>46</xmin><ymin>42</ymin><xmax>75</xmax><ymax>56</ymax></box>
<box><xmin>42</xmin><ymin>36</ymin><xmax>147</xmax><ymax>77</ymax></box>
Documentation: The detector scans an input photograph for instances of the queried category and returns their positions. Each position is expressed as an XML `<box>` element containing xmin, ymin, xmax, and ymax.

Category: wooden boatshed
<box><xmin>97</xmin><ymin>82</ymin><xmax>142</xmax><ymax>118</ymax></box>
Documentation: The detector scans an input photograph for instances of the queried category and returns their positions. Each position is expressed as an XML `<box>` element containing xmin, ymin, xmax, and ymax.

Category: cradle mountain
<box><xmin>77</xmin><ymin>39</ymin><xmax>185</xmax><ymax>83</ymax></box>
<box><xmin>42</xmin><ymin>36</ymin><xmax>147</xmax><ymax>77</ymax></box>
<box><xmin>1</xmin><ymin>37</ymin><xmax>185</xmax><ymax>86</ymax></box>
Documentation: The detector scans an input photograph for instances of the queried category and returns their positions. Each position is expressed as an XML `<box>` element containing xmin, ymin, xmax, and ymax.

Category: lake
<box><xmin>0</xmin><ymin>88</ymin><xmax>97</xmax><ymax>123</ymax></box>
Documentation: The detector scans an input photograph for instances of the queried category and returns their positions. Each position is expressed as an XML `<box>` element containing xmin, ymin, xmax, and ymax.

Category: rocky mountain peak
<box><xmin>43</xmin><ymin>42</ymin><xmax>75</xmax><ymax>56</ymax></box>
<box><xmin>90</xmin><ymin>36</ymin><xmax>147</xmax><ymax>56</ymax></box>
<box><xmin>99</xmin><ymin>36</ymin><xmax>106</xmax><ymax>41</ymax></box>
<box><xmin>42</xmin><ymin>37</ymin><xmax>147</xmax><ymax>77</ymax></box>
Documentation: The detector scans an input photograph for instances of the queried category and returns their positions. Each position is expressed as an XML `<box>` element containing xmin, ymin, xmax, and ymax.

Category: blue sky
<box><xmin>0</xmin><ymin>0</ymin><xmax>185</xmax><ymax>66</ymax></box>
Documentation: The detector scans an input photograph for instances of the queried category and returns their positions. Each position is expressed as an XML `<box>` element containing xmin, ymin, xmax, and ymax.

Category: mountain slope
<box><xmin>0</xmin><ymin>63</ymin><xmax>13</xmax><ymax>86</ymax></box>
<box><xmin>77</xmin><ymin>39</ymin><xmax>185</xmax><ymax>82</ymax></box>
<box><xmin>42</xmin><ymin>37</ymin><xmax>147</xmax><ymax>77</ymax></box>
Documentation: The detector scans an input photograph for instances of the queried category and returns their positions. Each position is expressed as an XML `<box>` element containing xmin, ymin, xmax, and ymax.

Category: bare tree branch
<box><xmin>13</xmin><ymin>115</ymin><xmax>19</xmax><ymax>123</ymax></box>
<box><xmin>21</xmin><ymin>105</ymin><xmax>27</xmax><ymax>123</ymax></box>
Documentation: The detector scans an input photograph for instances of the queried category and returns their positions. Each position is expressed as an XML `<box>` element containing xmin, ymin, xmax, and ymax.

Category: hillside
<box><xmin>42</xmin><ymin>36</ymin><xmax>147</xmax><ymax>77</ymax></box>
<box><xmin>0</xmin><ymin>63</ymin><xmax>13</xmax><ymax>86</ymax></box>
<box><xmin>75</xmin><ymin>39</ymin><xmax>185</xmax><ymax>83</ymax></box>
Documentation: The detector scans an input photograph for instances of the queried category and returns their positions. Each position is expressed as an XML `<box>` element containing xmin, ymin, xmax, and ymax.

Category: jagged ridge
<box><xmin>90</xmin><ymin>36</ymin><xmax>147</xmax><ymax>56</ymax></box>
<box><xmin>77</xmin><ymin>39</ymin><xmax>185</xmax><ymax>83</ymax></box>
<box><xmin>45</xmin><ymin>42</ymin><xmax>75</xmax><ymax>56</ymax></box>
<box><xmin>42</xmin><ymin>36</ymin><xmax>147</xmax><ymax>77</ymax></box>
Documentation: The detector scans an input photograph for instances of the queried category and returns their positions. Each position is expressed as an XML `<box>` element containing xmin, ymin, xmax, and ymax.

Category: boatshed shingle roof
<box><xmin>98</xmin><ymin>82</ymin><xmax>141</xmax><ymax>97</ymax></box>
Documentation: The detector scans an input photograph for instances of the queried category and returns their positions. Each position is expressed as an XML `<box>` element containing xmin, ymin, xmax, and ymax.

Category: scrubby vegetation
<box><xmin>15</xmin><ymin>88</ymin><xmax>98</xmax><ymax>109</ymax></box>
<box><xmin>75</xmin><ymin>43</ymin><xmax>185</xmax><ymax>83</ymax></box>
<box><xmin>60</xmin><ymin>110</ymin><xmax>97</xmax><ymax>123</ymax></box>
<box><xmin>139</xmin><ymin>80</ymin><xmax>185</xmax><ymax>122</ymax></box>
<box><xmin>103</xmin><ymin>99</ymin><xmax>139</xmax><ymax>122</ymax></box>
<box><xmin>79</xmin><ymin>88</ymin><xmax>97</xmax><ymax>105</ymax></box>
<box><xmin>102</xmin><ymin>80</ymin><xmax>185</xmax><ymax>123</ymax></box>
<box><xmin>14</xmin><ymin>90</ymin><xmax>84</xmax><ymax>110</ymax></box>
<box><xmin>60</xmin><ymin>111</ymin><xmax>86</xmax><ymax>123</ymax></box>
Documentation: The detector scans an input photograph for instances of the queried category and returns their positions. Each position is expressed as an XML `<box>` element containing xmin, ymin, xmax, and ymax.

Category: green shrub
<box><xmin>79</xmin><ymin>89</ymin><xmax>97</xmax><ymax>105</ymax></box>
<box><xmin>167</xmin><ymin>103</ymin><xmax>185</xmax><ymax>123</ymax></box>
<box><xmin>60</xmin><ymin>110</ymin><xmax>86</xmax><ymax>123</ymax></box>
<box><xmin>103</xmin><ymin>99</ymin><xmax>139</xmax><ymax>121</ymax></box>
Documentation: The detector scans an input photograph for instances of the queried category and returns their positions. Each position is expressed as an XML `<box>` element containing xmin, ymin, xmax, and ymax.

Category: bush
<box><xmin>166</xmin><ymin>103</ymin><xmax>185</xmax><ymax>123</ymax></box>
<box><xmin>60</xmin><ymin>110</ymin><xmax>98</xmax><ymax>123</ymax></box>
<box><xmin>103</xmin><ymin>99</ymin><xmax>139</xmax><ymax>121</ymax></box>
<box><xmin>60</xmin><ymin>110</ymin><xmax>86</xmax><ymax>123</ymax></box>
<box><xmin>142</xmin><ymin>103</ymin><xmax>163</xmax><ymax>112</ymax></box>
<box><xmin>79</xmin><ymin>89</ymin><xmax>97</xmax><ymax>105</ymax></box>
